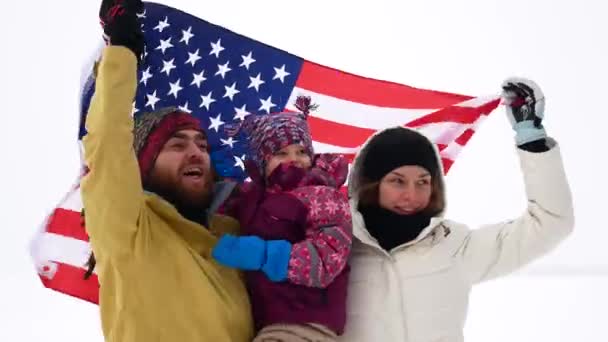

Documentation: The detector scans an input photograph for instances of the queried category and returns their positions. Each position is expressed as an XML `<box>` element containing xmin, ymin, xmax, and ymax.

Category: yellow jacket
<box><xmin>81</xmin><ymin>46</ymin><xmax>254</xmax><ymax>342</ymax></box>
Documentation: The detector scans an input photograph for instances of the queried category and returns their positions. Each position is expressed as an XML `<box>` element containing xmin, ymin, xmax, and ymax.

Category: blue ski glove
<box><xmin>212</xmin><ymin>234</ymin><xmax>292</xmax><ymax>282</ymax></box>
<box><xmin>501</xmin><ymin>77</ymin><xmax>547</xmax><ymax>146</ymax></box>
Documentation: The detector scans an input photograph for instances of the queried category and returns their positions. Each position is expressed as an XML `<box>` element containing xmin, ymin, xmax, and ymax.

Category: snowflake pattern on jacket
<box><xmin>226</xmin><ymin>153</ymin><xmax>353</xmax><ymax>288</ymax></box>
<box><xmin>222</xmin><ymin>153</ymin><xmax>352</xmax><ymax>333</ymax></box>
<box><xmin>287</xmin><ymin>185</ymin><xmax>351</xmax><ymax>288</ymax></box>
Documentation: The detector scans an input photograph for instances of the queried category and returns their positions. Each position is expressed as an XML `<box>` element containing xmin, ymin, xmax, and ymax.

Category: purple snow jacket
<box><xmin>225</xmin><ymin>154</ymin><xmax>353</xmax><ymax>334</ymax></box>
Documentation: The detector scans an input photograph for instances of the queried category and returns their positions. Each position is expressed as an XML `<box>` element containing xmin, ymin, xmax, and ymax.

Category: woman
<box><xmin>339</xmin><ymin>78</ymin><xmax>574</xmax><ymax>342</ymax></box>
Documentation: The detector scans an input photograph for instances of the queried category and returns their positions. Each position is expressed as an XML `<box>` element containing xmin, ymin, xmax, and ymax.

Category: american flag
<box><xmin>30</xmin><ymin>2</ymin><xmax>500</xmax><ymax>304</ymax></box>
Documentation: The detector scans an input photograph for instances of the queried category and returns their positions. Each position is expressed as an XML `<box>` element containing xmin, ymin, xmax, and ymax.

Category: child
<box><xmin>212</xmin><ymin>96</ymin><xmax>352</xmax><ymax>342</ymax></box>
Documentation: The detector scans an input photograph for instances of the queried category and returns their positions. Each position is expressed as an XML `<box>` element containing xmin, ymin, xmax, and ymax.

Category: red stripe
<box><xmin>441</xmin><ymin>158</ymin><xmax>454</xmax><ymax>173</ymax></box>
<box><xmin>308</xmin><ymin>100</ymin><xmax>499</xmax><ymax>148</ymax></box>
<box><xmin>309</xmin><ymin>116</ymin><xmax>375</xmax><ymax>148</ymax></box>
<box><xmin>405</xmin><ymin>101</ymin><xmax>497</xmax><ymax>128</ymax></box>
<box><xmin>39</xmin><ymin>262</ymin><xmax>99</xmax><ymax>304</ymax></box>
<box><xmin>455</xmin><ymin>128</ymin><xmax>476</xmax><ymax>145</ymax></box>
<box><xmin>436</xmin><ymin>143</ymin><xmax>448</xmax><ymax>151</ymax></box>
<box><xmin>283</xmin><ymin>108</ymin><xmax>375</xmax><ymax>148</ymax></box>
<box><xmin>296</xmin><ymin>61</ymin><xmax>472</xmax><ymax>108</ymax></box>
<box><xmin>46</xmin><ymin>208</ymin><xmax>90</xmax><ymax>241</ymax></box>
<box><xmin>309</xmin><ymin>109</ymin><xmax>489</xmax><ymax>149</ymax></box>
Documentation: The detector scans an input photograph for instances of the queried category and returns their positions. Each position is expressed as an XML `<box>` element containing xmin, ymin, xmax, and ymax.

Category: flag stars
<box><xmin>136</xmin><ymin>9</ymin><xmax>146</xmax><ymax>19</ymax></box>
<box><xmin>178</xmin><ymin>102</ymin><xmax>192</xmax><ymax>113</ymax></box>
<box><xmin>209</xmin><ymin>38</ymin><xmax>225</xmax><ymax>58</ymax></box>
<box><xmin>240</xmin><ymin>51</ymin><xmax>255</xmax><ymax>69</ymax></box>
<box><xmin>154</xmin><ymin>16</ymin><xmax>170</xmax><ymax>32</ymax></box>
<box><xmin>273</xmin><ymin>64</ymin><xmax>290</xmax><ymax>83</ymax></box>
<box><xmin>223</xmin><ymin>82</ymin><xmax>240</xmax><ymax>101</ymax></box>
<box><xmin>215</xmin><ymin>61</ymin><xmax>232</xmax><ymax>79</ymax></box>
<box><xmin>161</xmin><ymin>58</ymin><xmax>176</xmax><ymax>76</ymax></box>
<box><xmin>200</xmin><ymin>91</ymin><xmax>216</xmax><ymax>110</ymax></box>
<box><xmin>220</xmin><ymin>137</ymin><xmax>238</xmax><ymax>148</ymax></box>
<box><xmin>180</xmin><ymin>26</ymin><xmax>194</xmax><ymax>45</ymax></box>
<box><xmin>208</xmin><ymin>114</ymin><xmax>225</xmax><ymax>132</ymax></box>
<box><xmin>259</xmin><ymin>95</ymin><xmax>276</xmax><ymax>113</ymax></box>
<box><xmin>140</xmin><ymin>67</ymin><xmax>153</xmax><ymax>85</ymax></box>
<box><xmin>155</xmin><ymin>37</ymin><xmax>173</xmax><ymax>54</ymax></box>
<box><xmin>234</xmin><ymin>155</ymin><xmax>245</xmax><ymax>170</ymax></box>
<box><xmin>233</xmin><ymin>104</ymin><xmax>250</xmax><ymax>121</ymax></box>
<box><xmin>185</xmin><ymin>49</ymin><xmax>202</xmax><ymax>66</ymax></box>
<box><xmin>191</xmin><ymin>70</ymin><xmax>207</xmax><ymax>88</ymax></box>
<box><xmin>168</xmin><ymin>79</ymin><xmax>183</xmax><ymax>98</ymax></box>
<box><xmin>145</xmin><ymin>90</ymin><xmax>160</xmax><ymax>109</ymax></box>
<box><xmin>248</xmin><ymin>73</ymin><xmax>265</xmax><ymax>92</ymax></box>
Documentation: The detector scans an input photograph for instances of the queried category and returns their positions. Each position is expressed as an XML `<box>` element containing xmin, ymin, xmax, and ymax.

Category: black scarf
<box><xmin>358</xmin><ymin>204</ymin><xmax>432</xmax><ymax>251</ymax></box>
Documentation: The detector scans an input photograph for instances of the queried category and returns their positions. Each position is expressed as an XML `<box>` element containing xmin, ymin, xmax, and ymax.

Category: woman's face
<box><xmin>378</xmin><ymin>165</ymin><xmax>432</xmax><ymax>215</ymax></box>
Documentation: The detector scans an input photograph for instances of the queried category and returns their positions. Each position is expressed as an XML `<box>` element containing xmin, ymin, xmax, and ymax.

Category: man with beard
<box><xmin>78</xmin><ymin>0</ymin><xmax>254</xmax><ymax>341</ymax></box>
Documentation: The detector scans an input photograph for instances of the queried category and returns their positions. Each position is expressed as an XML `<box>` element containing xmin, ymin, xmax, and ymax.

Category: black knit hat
<box><xmin>361</xmin><ymin>127</ymin><xmax>440</xmax><ymax>182</ymax></box>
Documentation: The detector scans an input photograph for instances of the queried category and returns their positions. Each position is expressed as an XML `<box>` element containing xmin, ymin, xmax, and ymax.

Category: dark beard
<box><xmin>144</xmin><ymin>175</ymin><xmax>213</xmax><ymax>226</ymax></box>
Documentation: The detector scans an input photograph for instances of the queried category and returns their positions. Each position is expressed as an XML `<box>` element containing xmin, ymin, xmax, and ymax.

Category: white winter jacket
<box><xmin>339</xmin><ymin>128</ymin><xmax>574</xmax><ymax>342</ymax></box>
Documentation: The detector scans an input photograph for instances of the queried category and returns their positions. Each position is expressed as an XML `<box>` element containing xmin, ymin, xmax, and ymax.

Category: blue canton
<box><xmin>79</xmin><ymin>2</ymin><xmax>304</xmax><ymax>180</ymax></box>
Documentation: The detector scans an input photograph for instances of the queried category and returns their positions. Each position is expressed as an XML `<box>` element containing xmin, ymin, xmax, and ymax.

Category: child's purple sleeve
<box><xmin>287</xmin><ymin>186</ymin><xmax>353</xmax><ymax>288</ymax></box>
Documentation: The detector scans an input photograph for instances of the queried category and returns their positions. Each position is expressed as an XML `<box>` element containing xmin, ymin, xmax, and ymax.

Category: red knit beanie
<box><xmin>133</xmin><ymin>107</ymin><xmax>202</xmax><ymax>182</ymax></box>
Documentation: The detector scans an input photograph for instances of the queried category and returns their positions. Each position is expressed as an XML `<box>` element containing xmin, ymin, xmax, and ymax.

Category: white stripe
<box><xmin>286</xmin><ymin>88</ymin><xmax>499</xmax><ymax>130</ymax></box>
<box><xmin>286</xmin><ymin>88</ymin><xmax>437</xmax><ymax>130</ymax></box>
<box><xmin>78</xmin><ymin>140</ymin><xmax>85</xmax><ymax>163</ymax></box>
<box><xmin>312</xmin><ymin>119</ymin><xmax>480</xmax><ymax>153</ymax></box>
<box><xmin>33</xmin><ymin>233</ymin><xmax>92</xmax><ymax>271</ymax></box>
<box><xmin>312</xmin><ymin>141</ymin><xmax>359</xmax><ymax>154</ymax></box>
<box><xmin>416</xmin><ymin>122</ymin><xmax>473</xmax><ymax>145</ymax></box>
<box><xmin>59</xmin><ymin>188</ymin><xmax>84</xmax><ymax>212</ymax></box>
<box><xmin>416</xmin><ymin>115</ymin><xmax>487</xmax><ymax>145</ymax></box>
<box><xmin>314</xmin><ymin>137</ymin><xmax>464</xmax><ymax>163</ymax></box>
<box><xmin>313</xmin><ymin>137</ymin><xmax>464</xmax><ymax>160</ymax></box>
<box><xmin>78</xmin><ymin>39</ymin><xmax>104</xmax><ymax>97</ymax></box>
<box><xmin>440</xmin><ymin>142</ymin><xmax>464</xmax><ymax>160</ymax></box>
<box><xmin>454</xmin><ymin>94</ymin><xmax>500</xmax><ymax>107</ymax></box>
<box><xmin>313</xmin><ymin>138</ymin><xmax>466</xmax><ymax>162</ymax></box>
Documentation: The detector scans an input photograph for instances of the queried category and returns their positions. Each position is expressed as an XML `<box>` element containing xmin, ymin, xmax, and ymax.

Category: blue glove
<box><xmin>261</xmin><ymin>240</ymin><xmax>292</xmax><ymax>282</ymax></box>
<box><xmin>212</xmin><ymin>235</ymin><xmax>265</xmax><ymax>270</ymax></box>
<box><xmin>501</xmin><ymin>77</ymin><xmax>547</xmax><ymax>146</ymax></box>
<box><xmin>212</xmin><ymin>234</ymin><xmax>292</xmax><ymax>282</ymax></box>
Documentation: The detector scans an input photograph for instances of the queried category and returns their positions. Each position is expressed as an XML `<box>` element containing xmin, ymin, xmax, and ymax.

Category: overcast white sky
<box><xmin>1</xmin><ymin>0</ymin><xmax>606</xmax><ymax>341</ymax></box>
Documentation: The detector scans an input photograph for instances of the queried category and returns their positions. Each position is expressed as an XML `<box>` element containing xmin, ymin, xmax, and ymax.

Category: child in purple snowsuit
<box><xmin>212</xmin><ymin>96</ymin><xmax>352</xmax><ymax>341</ymax></box>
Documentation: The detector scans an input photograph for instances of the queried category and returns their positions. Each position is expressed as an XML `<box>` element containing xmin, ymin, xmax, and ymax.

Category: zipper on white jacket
<box><xmin>390</xmin><ymin>256</ymin><xmax>409</xmax><ymax>340</ymax></box>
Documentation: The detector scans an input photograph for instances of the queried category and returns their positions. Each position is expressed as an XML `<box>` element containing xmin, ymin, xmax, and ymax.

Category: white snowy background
<box><xmin>1</xmin><ymin>0</ymin><xmax>606</xmax><ymax>341</ymax></box>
